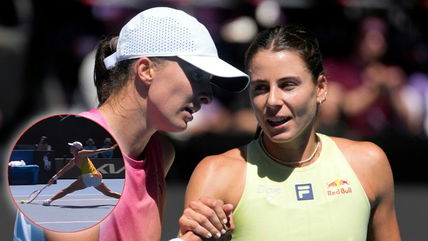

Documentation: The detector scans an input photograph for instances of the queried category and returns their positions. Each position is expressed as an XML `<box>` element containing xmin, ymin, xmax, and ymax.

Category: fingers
<box><xmin>222</xmin><ymin>203</ymin><xmax>234</xmax><ymax>217</ymax></box>
<box><xmin>179</xmin><ymin>231</ymin><xmax>203</xmax><ymax>241</ymax></box>
<box><xmin>179</xmin><ymin>211</ymin><xmax>215</xmax><ymax>239</ymax></box>
<box><xmin>199</xmin><ymin>197</ymin><xmax>232</xmax><ymax>227</ymax></box>
<box><xmin>179</xmin><ymin>197</ymin><xmax>235</xmax><ymax>240</ymax></box>
<box><xmin>194</xmin><ymin>198</ymin><xmax>230</xmax><ymax>234</ymax></box>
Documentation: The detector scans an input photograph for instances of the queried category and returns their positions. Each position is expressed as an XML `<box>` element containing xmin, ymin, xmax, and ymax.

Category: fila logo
<box><xmin>295</xmin><ymin>183</ymin><xmax>314</xmax><ymax>201</ymax></box>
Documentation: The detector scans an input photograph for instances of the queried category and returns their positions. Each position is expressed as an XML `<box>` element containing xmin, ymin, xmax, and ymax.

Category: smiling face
<box><xmin>249</xmin><ymin>49</ymin><xmax>326</xmax><ymax>143</ymax></box>
<box><xmin>146</xmin><ymin>58</ymin><xmax>213</xmax><ymax>132</ymax></box>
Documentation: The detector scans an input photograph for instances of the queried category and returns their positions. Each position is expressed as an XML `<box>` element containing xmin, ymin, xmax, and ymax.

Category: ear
<box><xmin>316</xmin><ymin>74</ymin><xmax>328</xmax><ymax>104</ymax></box>
<box><xmin>134</xmin><ymin>57</ymin><xmax>155</xmax><ymax>86</ymax></box>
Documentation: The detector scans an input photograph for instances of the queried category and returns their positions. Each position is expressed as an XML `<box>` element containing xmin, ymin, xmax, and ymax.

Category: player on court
<box><xmin>42</xmin><ymin>141</ymin><xmax>120</xmax><ymax>206</ymax></box>
<box><xmin>179</xmin><ymin>25</ymin><xmax>401</xmax><ymax>241</ymax></box>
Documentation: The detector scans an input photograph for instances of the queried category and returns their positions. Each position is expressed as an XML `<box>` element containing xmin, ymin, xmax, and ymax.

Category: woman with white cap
<box><xmin>14</xmin><ymin>6</ymin><xmax>244</xmax><ymax>241</ymax></box>
<box><xmin>42</xmin><ymin>141</ymin><xmax>120</xmax><ymax>206</ymax></box>
<box><xmin>43</xmin><ymin>6</ymin><xmax>249</xmax><ymax>241</ymax></box>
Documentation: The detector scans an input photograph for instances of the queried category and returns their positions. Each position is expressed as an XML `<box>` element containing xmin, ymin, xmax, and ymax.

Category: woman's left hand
<box><xmin>179</xmin><ymin>197</ymin><xmax>234</xmax><ymax>240</ymax></box>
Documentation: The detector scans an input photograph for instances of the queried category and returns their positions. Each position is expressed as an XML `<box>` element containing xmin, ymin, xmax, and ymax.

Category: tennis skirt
<box><xmin>81</xmin><ymin>173</ymin><xmax>102</xmax><ymax>187</ymax></box>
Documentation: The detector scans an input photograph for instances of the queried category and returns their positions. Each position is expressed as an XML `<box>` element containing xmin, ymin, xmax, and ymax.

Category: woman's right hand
<box><xmin>179</xmin><ymin>197</ymin><xmax>234</xmax><ymax>240</ymax></box>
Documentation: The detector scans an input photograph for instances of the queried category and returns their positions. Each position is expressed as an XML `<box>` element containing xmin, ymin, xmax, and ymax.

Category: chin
<box><xmin>164</xmin><ymin>122</ymin><xmax>188</xmax><ymax>133</ymax></box>
<box><xmin>263</xmin><ymin>129</ymin><xmax>294</xmax><ymax>143</ymax></box>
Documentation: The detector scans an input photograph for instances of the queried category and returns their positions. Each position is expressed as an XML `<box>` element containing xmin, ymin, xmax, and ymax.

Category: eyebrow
<box><xmin>251</xmin><ymin>76</ymin><xmax>302</xmax><ymax>83</ymax></box>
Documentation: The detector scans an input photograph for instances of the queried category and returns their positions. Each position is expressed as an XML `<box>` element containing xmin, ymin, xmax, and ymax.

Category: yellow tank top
<box><xmin>79</xmin><ymin>157</ymin><xmax>100</xmax><ymax>176</ymax></box>
<box><xmin>232</xmin><ymin>133</ymin><xmax>370</xmax><ymax>241</ymax></box>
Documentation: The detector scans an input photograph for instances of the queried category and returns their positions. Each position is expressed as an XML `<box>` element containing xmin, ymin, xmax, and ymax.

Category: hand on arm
<box><xmin>179</xmin><ymin>197</ymin><xmax>234</xmax><ymax>240</ymax></box>
<box><xmin>178</xmin><ymin>152</ymin><xmax>245</xmax><ymax>241</ymax></box>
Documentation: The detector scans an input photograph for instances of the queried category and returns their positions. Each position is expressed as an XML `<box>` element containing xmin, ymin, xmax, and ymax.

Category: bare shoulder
<box><xmin>196</xmin><ymin>147</ymin><xmax>247</xmax><ymax>177</ymax></box>
<box><xmin>187</xmin><ymin>147</ymin><xmax>247</xmax><ymax>205</ymax></box>
<box><xmin>330</xmin><ymin>136</ymin><xmax>389</xmax><ymax>169</ymax></box>
<box><xmin>330</xmin><ymin>136</ymin><xmax>394</xmax><ymax>201</ymax></box>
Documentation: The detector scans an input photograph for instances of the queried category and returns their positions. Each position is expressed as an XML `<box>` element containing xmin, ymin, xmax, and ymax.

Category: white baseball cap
<box><xmin>103</xmin><ymin>7</ymin><xmax>249</xmax><ymax>92</ymax></box>
<box><xmin>68</xmin><ymin>141</ymin><xmax>83</xmax><ymax>150</ymax></box>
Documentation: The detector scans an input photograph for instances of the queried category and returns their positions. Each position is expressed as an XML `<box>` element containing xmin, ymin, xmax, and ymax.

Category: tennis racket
<box><xmin>24</xmin><ymin>184</ymin><xmax>50</xmax><ymax>204</ymax></box>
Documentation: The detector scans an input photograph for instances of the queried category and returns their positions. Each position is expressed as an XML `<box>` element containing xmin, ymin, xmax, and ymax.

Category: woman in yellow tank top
<box><xmin>42</xmin><ymin>141</ymin><xmax>121</xmax><ymax>206</ymax></box>
<box><xmin>178</xmin><ymin>25</ymin><xmax>401</xmax><ymax>241</ymax></box>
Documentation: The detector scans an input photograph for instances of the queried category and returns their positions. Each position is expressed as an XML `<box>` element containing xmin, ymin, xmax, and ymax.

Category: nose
<box><xmin>267</xmin><ymin>86</ymin><xmax>282</xmax><ymax>107</ymax></box>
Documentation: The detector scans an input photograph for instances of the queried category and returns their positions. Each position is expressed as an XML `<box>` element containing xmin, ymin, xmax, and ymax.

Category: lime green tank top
<box><xmin>79</xmin><ymin>157</ymin><xmax>99</xmax><ymax>175</ymax></box>
<box><xmin>232</xmin><ymin>133</ymin><xmax>370</xmax><ymax>241</ymax></box>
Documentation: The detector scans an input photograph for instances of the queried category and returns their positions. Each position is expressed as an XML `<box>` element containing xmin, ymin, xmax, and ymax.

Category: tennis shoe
<box><xmin>43</xmin><ymin>199</ymin><xmax>52</xmax><ymax>206</ymax></box>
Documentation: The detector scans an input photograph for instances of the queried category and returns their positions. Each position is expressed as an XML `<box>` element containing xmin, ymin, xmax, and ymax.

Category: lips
<box><xmin>184</xmin><ymin>107</ymin><xmax>195</xmax><ymax>114</ymax></box>
<box><xmin>183</xmin><ymin>106</ymin><xmax>198</xmax><ymax>122</ymax></box>
<box><xmin>266</xmin><ymin>116</ymin><xmax>291</xmax><ymax>127</ymax></box>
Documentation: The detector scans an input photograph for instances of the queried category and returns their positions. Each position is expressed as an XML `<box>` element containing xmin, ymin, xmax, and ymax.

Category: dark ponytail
<box><xmin>94</xmin><ymin>35</ymin><xmax>135</xmax><ymax>106</ymax></box>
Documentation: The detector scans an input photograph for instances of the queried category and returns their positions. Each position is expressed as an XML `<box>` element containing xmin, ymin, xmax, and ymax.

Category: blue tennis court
<box><xmin>9</xmin><ymin>179</ymin><xmax>124</xmax><ymax>232</ymax></box>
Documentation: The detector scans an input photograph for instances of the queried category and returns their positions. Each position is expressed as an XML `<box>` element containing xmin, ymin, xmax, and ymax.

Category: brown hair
<box><xmin>94</xmin><ymin>36</ymin><xmax>166</xmax><ymax>106</ymax></box>
<box><xmin>94</xmin><ymin>35</ymin><xmax>136</xmax><ymax>106</ymax></box>
<box><xmin>245</xmin><ymin>24</ymin><xmax>324</xmax><ymax>82</ymax></box>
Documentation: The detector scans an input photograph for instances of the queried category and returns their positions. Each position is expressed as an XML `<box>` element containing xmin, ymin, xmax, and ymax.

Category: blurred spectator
<box><xmin>35</xmin><ymin>135</ymin><xmax>52</xmax><ymax>171</ymax></box>
<box><xmin>34</xmin><ymin>135</ymin><xmax>55</xmax><ymax>183</ymax></box>
<box><xmin>35</xmin><ymin>135</ymin><xmax>52</xmax><ymax>152</ymax></box>
<box><xmin>99</xmin><ymin>137</ymin><xmax>114</xmax><ymax>158</ymax></box>
<box><xmin>84</xmin><ymin>138</ymin><xmax>98</xmax><ymax>158</ymax></box>
<box><xmin>401</xmin><ymin>72</ymin><xmax>428</xmax><ymax>137</ymax></box>
<box><xmin>321</xmin><ymin>15</ymin><xmax>412</xmax><ymax>140</ymax></box>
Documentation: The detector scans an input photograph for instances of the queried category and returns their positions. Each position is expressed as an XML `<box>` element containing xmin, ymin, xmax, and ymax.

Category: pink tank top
<box><xmin>79</xmin><ymin>109</ymin><xmax>166</xmax><ymax>241</ymax></box>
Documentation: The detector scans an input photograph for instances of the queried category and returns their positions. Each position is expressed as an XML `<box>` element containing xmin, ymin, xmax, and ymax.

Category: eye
<box><xmin>278</xmin><ymin>78</ymin><xmax>300</xmax><ymax>90</ymax></box>
<box><xmin>252</xmin><ymin>82</ymin><xmax>269</xmax><ymax>95</ymax></box>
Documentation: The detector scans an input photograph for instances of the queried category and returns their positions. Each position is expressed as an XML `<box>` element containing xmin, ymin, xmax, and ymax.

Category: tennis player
<box><xmin>179</xmin><ymin>25</ymin><xmax>401</xmax><ymax>241</ymax></box>
<box><xmin>14</xmin><ymin>6</ymin><xmax>248</xmax><ymax>241</ymax></box>
<box><xmin>42</xmin><ymin>141</ymin><xmax>120</xmax><ymax>206</ymax></box>
<box><xmin>46</xmin><ymin>7</ymin><xmax>249</xmax><ymax>241</ymax></box>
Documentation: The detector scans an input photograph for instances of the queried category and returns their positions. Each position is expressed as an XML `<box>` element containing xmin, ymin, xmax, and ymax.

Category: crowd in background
<box><xmin>0</xmin><ymin>0</ymin><xmax>427</xmax><ymax>182</ymax></box>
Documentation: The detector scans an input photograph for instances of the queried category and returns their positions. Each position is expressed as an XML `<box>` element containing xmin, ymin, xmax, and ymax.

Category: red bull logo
<box><xmin>326</xmin><ymin>179</ymin><xmax>352</xmax><ymax>196</ymax></box>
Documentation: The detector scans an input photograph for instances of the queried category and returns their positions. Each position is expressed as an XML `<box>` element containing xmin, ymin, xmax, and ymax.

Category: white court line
<box><xmin>37</xmin><ymin>220</ymin><xmax>100</xmax><ymax>224</ymax></box>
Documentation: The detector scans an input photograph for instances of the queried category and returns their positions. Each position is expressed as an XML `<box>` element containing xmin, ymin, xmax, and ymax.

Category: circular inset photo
<box><xmin>7</xmin><ymin>114</ymin><xmax>124</xmax><ymax>232</ymax></box>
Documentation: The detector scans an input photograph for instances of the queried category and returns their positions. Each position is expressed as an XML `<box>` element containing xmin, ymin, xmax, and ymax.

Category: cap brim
<box><xmin>178</xmin><ymin>55</ymin><xmax>249</xmax><ymax>92</ymax></box>
<box><xmin>67</xmin><ymin>143</ymin><xmax>73</xmax><ymax>146</ymax></box>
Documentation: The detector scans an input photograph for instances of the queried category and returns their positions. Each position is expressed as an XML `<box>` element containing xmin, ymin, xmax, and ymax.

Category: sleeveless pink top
<box><xmin>79</xmin><ymin>109</ymin><xmax>166</xmax><ymax>241</ymax></box>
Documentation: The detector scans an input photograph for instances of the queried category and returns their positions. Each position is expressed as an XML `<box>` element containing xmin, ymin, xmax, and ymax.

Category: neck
<box><xmin>261</xmin><ymin>131</ymin><xmax>320</xmax><ymax>166</ymax></box>
<box><xmin>99</xmin><ymin>90</ymin><xmax>155</xmax><ymax>160</ymax></box>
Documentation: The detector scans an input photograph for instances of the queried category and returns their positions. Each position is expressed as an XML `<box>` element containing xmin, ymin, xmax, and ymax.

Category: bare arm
<box><xmin>336</xmin><ymin>138</ymin><xmax>401</xmax><ymax>241</ymax></box>
<box><xmin>78</xmin><ymin>144</ymin><xmax>117</xmax><ymax>156</ymax></box>
<box><xmin>364</xmin><ymin>143</ymin><xmax>401</xmax><ymax>241</ymax></box>
<box><xmin>179</xmin><ymin>150</ymin><xmax>245</xmax><ymax>240</ymax></box>
<box><xmin>47</xmin><ymin>158</ymin><xmax>76</xmax><ymax>184</ymax></box>
<box><xmin>45</xmin><ymin>225</ymin><xmax>99</xmax><ymax>241</ymax></box>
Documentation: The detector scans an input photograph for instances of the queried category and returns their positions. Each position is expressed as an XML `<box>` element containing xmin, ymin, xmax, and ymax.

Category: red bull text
<box><xmin>327</xmin><ymin>179</ymin><xmax>352</xmax><ymax>196</ymax></box>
